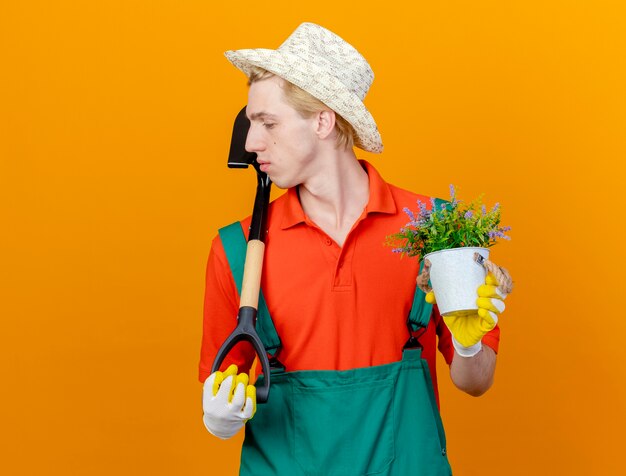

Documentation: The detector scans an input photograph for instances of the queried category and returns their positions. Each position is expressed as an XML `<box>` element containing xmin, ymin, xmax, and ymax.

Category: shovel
<box><xmin>210</xmin><ymin>106</ymin><xmax>272</xmax><ymax>403</ymax></box>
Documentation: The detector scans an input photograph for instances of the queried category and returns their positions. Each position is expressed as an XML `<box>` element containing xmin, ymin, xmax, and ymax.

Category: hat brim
<box><xmin>225</xmin><ymin>48</ymin><xmax>383</xmax><ymax>153</ymax></box>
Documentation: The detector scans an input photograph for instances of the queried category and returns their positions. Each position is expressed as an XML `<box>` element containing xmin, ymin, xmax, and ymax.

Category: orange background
<box><xmin>2</xmin><ymin>1</ymin><xmax>625</xmax><ymax>474</ymax></box>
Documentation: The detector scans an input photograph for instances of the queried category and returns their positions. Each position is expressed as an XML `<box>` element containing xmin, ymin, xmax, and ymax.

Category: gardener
<box><xmin>199</xmin><ymin>22</ymin><xmax>510</xmax><ymax>475</ymax></box>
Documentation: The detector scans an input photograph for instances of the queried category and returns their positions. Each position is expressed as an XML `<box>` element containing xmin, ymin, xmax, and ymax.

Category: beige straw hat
<box><xmin>224</xmin><ymin>22</ymin><xmax>383</xmax><ymax>153</ymax></box>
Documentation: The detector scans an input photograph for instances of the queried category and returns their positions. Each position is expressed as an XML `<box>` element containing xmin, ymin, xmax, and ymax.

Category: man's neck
<box><xmin>298</xmin><ymin>150</ymin><xmax>370</xmax><ymax>247</ymax></box>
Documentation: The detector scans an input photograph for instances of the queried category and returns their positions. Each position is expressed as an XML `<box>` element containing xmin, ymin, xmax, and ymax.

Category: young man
<box><xmin>199</xmin><ymin>23</ymin><xmax>510</xmax><ymax>475</ymax></box>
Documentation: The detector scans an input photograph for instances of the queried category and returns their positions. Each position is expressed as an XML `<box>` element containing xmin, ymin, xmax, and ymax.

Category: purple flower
<box><xmin>392</xmin><ymin>245</ymin><xmax>413</xmax><ymax>254</ymax></box>
<box><xmin>481</xmin><ymin>204</ymin><xmax>487</xmax><ymax>215</ymax></box>
<box><xmin>464</xmin><ymin>210</ymin><xmax>473</xmax><ymax>219</ymax></box>
<box><xmin>449</xmin><ymin>184</ymin><xmax>459</xmax><ymax>206</ymax></box>
<box><xmin>403</xmin><ymin>207</ymin><xmax>416</xmax><ymax>222</ymax></box>
<box><xmin>498</xmin><ymin>226</ymin><xmax>511</xmax><ymax>239</ymax></box>
<box><xmin>417</xmin><ymin>200</ymin><xmax>431</xmax><ymax>222</ymax></box>
<box><xmin>492</xmin><ymin>202</ymin><xmax>500</xmax><ymax>212</ymax></box>
<box><xmin>488</xmin><ymin>229</ymin><xmax>511</xmax><ymax>240</ymax></box>
<box><xmin>417</xmin><ymin>199</ymin><xmax>428</xmax><ymax>215</ymax></box>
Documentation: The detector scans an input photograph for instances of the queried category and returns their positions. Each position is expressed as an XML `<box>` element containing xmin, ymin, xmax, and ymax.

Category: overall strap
<box><xmin>407</xmin><ymin>196</ymin><xmax>449</xmax><ymax>331</ymax></box>
<box><xmin>218</xmin><ymin>222</ymin><xmax>281</xmax><ymax>356</ymax></box>
<box><xmin>408</xmin><ymin>260</ymin><xmax>434</xmax><ymax>331</ymax></box>
<box><xmin>408</xmin><ymin>198</ymin><xmax>452</xmax><ymax>331</ymax></box>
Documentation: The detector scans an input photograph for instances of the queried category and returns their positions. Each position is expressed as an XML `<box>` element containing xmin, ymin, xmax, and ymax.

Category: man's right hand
<box><xmin>202</xmin><ymin>364</ymin><xmax>257</xmax><ymax>440</ymax></box>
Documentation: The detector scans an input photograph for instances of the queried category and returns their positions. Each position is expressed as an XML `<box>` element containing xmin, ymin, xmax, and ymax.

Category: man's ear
<box><xmin>315</xmin><ymin>110</ymin><xmax>336</xmax><ymax>140</ymax></box>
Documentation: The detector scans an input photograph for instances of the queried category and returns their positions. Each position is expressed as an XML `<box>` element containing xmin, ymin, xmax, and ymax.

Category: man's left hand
<box><xmin>424</xmin><ymin>265</ymin><xmax>511</xmax><ymax>357</ymax></box>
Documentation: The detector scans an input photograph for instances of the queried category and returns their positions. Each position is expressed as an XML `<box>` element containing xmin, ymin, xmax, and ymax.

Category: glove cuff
<box><xmin>452</xmin><ymin>336</ymin><xmax>483</xmax><ymax>358</ymax></box>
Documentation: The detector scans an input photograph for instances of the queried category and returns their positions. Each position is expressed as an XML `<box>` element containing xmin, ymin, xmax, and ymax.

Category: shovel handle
<box><xmin>240</xmin><ymin>240</ymin><xmax>265</xmax><ymax>308</ymax></box>
<box><xmin>210</xmin><ymin>306</ymin><xmax>271</xmax><ymax>403</ymax></box>
<box><xmin>210</xmin><ymin>241</ymin><xmax>271</xmax><ymax>403</ymax></box>
<box><xmin>213</xmin><ymin>106</ymin><xmax>273</xmax><ymax>402</ymax></box>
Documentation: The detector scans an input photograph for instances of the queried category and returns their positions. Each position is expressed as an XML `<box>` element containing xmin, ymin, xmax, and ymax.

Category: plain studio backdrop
<box><xmin>1</xmin><ymin>1</ymin><xmax>624</xmax><ymax>474</ymax></box>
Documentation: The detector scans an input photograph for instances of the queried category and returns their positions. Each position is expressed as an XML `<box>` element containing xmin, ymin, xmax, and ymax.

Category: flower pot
<box><xmin>423</xmin><ymin>247</ymin><xmax>489</xmax><ymax>316</ymax></box>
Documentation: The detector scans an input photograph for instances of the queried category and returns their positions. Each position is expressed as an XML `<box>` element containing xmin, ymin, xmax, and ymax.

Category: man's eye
<box><xmin>263</xmin><ymin>123</ymin><xmax>276</xmax><ymax>129</ymax></box>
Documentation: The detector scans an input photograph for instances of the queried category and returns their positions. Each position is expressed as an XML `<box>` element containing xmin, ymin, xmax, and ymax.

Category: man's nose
<box><xmin>245</xmin><ymin>125</ymin><xmax>265</xmax><ymax>153</ymax></box>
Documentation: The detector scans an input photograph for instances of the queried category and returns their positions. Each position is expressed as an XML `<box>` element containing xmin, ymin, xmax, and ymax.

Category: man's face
<box><xmin>245</xmin><ymin>76</ymin><xmax>320</xmax><ymax>189</ymax></box>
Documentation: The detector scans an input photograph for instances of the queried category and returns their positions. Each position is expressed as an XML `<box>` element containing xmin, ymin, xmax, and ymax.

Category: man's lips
<box><xmin>257</xmin><ymin>160</ymin><xmax>270</xmax><ymax>172</ymax></box>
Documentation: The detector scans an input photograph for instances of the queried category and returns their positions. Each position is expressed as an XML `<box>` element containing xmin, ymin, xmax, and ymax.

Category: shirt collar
<box><xmin>280</xmin><ymin>160</ymin><xmax>397</xmax><ymax>230</ymax></box>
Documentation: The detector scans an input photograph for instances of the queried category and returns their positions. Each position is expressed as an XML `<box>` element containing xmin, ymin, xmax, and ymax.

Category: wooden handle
<box><xmin>240</xmin><ymin>239</ymin><xmax>265</xmax><ymax>309</ymax></box>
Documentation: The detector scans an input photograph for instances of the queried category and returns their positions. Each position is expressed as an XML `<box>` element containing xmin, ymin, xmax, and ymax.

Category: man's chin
<box><xmin>268</xmin><ymin>176</ymin><xmax>292</xmax><ymax>190</ymax></box>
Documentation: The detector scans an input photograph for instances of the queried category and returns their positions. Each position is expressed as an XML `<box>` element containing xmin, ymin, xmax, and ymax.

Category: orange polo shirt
<box><xmin>199</xmin><ymin>161</ymin><xmax>499</xmax><ymax>402</ymax></box>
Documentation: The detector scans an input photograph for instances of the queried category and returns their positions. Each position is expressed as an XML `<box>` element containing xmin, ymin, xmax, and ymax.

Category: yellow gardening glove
<box><xmin>202</xmin><ymin>364</ymin><xmax>257</xmax><ymax>439</ymax></box>
<box><xmin>426</xmin><ymin>273</ymin><xmax>507</xmax><ymax>357</ymax></box>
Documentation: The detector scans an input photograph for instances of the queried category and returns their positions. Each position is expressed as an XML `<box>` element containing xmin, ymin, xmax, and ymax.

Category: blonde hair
<box><xmin>247</xmin><ymin>67</ymin><xmax>356</xmax><ymax>151</ymax></box>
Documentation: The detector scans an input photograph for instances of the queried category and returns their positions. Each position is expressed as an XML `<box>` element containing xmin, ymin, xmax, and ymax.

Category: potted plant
<box><xmin>387</xmin><ymin>185</ymin><xmax>511</xmax><ymax>315</ymax></box>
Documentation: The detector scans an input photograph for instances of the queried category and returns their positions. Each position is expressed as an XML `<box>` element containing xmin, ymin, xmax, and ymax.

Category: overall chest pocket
<box><xmin>292</xmin><ymin>376</ymin><xmax>395</xmax><ymax>476</ymax></box>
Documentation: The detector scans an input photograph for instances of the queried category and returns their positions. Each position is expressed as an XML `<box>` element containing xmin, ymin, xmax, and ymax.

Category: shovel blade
<box><xmin>228</xmin><ymin>106</ymin><xmax>257</xmax><ymax>168</ymax></box>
